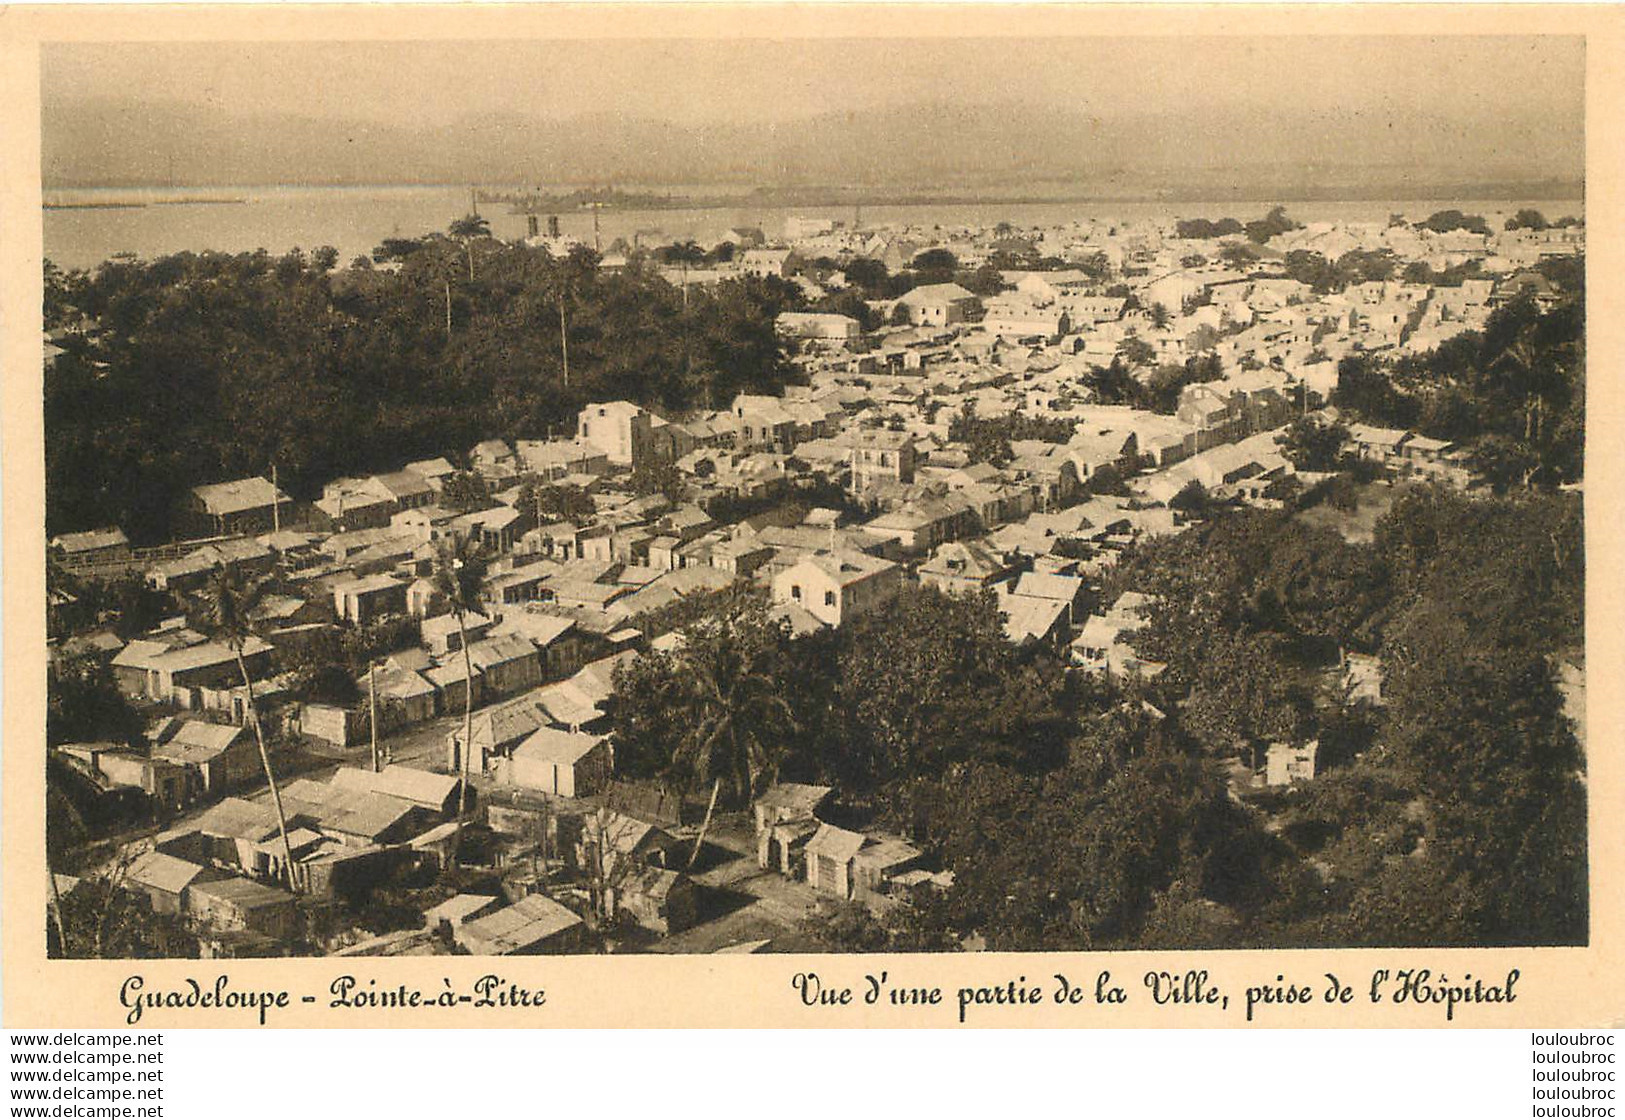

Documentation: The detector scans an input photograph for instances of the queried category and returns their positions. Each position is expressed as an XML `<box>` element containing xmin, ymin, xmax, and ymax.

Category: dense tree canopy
<box><xmin>1103</xmin><ymin>486</ymin><xmax>1585</xmax><ymax>947</ymax></box>
<box><xmin>45</xmin><ymin>238</ymin><xmax>804</xmax><ymax>541</ymax></box>
<box><xmin>1505</xmin><ymin>209</ymin><xmax>1549</xmax><ymax>232</ymax></box>
<box><xmin>610</xmin><ymin>587</ymin><xmax>800</xmax><ymax>804</ymax></box>
<box><xmin>1417</xmin><ymin>209</ymin><xmax>1491</xmax><ymax>235</ymax></box>
<box><xmin>1174</xmin><ymin>216</ymin><xmax>1245</xmax><ymax>240</ymax></box>
<box><xmin>611</xmin><ymin>585</ymin><xmax>1076</xmax><ymax>801</ymax></box>
<box><xmin>948</xmin><ymin>407</ymin><xmax>1077</xmax><ymax>466</ymax></box>
<box><xmin>1277</xmin><ymin>415</ymin><xmax>1350</xmax><ymax>472</ymax></box>
<box><xmin>1246</xmin><ymin>206</ymin><xmax>1300</xmax><ymax>245</ymax></box>
<box><xmin>1332</xmin><ymin>281</ymin><xmax>1583</xmax><ymax>490</ymax></box>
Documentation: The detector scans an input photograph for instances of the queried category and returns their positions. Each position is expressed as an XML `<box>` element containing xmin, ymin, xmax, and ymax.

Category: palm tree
<box><xmin>666</xmin><ymin>606</ymin><xmax>798</xmax><ymax>809</ymax></box>
<box><xmin>448</xmin><ymin>213</ymin><xmax>492</xmax><ymax>282</ymax></box>
<box><xmin>1490</xmin><ymin>321</ymin><xmax>1566</xmax><ymax>487</ymax></box>
<box><xmin>546</xmin><ymin>252</ymin><xmax>589</xmax><ymax>391</ymax></box>
<box><xmin>203</xmin><ymin>563</ymin><xmax>299</xmax><ymax>892</ymax></box>
<box><xmin>45</xmin><ymin>760</ymin><xmax>87</xmax><ymax>955</ymax></box>
<box><xmin>665</xmin><ymin>240</ymin><xmax>708</xmax><ymax>400</ymax></box>
<box><xmin>431</xmin><ymin>535</ymin><xmax>488</xmax><ymax>853</ymax></box>
<box><xmin>665</xmin><ymin>240</ymin><xmax>705</xmax><ymax>308</ymax></box>
<box><xmin>557</xmin><ymin>282</ymin><xmax>572</xmax><ymax>390</ymax></box>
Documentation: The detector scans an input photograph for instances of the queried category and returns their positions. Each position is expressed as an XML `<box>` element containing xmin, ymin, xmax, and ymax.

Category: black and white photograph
<box><xmin>36</xmin><ymin>30</ymin><xmax>1586</xmax><ymax>964</ymax></box>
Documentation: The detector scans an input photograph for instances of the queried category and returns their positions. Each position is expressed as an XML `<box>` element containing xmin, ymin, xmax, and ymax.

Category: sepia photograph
<box><xmin>35</xmin><ymin>28</ymin><xmax>1587</xmax><ymax>966</ymax></box>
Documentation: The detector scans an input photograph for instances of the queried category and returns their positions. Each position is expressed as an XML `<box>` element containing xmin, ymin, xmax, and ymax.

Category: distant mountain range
<box><xmin>43</xmin><ymin>96</ymin><xmax>1585</xmax><ymax>199</ymax></box>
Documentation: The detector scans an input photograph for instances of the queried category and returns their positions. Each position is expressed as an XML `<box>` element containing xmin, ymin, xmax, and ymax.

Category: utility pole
<box><xmin>369</xmin><ymin>661</ymin><xmax>381</xmax><ymax>773</ymax></box>
<box><xmin>539</xmin><ymin>799</ymin><xmax>552</xmax><ymax>886</ymax></box>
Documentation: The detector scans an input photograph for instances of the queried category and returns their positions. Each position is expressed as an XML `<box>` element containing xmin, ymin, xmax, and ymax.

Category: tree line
<box><xmin>44</xmin><ymin>225</ymin><xmax>805</xmax><ymax>543</ymax></box>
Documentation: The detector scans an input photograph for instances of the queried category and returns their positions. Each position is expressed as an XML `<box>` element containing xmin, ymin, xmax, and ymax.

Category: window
<box><xmin>790</xmin><ymin>585</ymin><xmax>801</xmax><ymax>600</ymax></box>
<box><xmin>581</xmin><ymin>422</ymin><xmax>589</xmax><ymax>438</ymax></box>
<box><xmin>824</xmin><ymin>590</ymin><xmax>836</xmax><ymax>607</ymax></box>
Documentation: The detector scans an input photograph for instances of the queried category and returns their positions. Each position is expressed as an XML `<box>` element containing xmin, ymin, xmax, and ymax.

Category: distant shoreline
<box><xmin>43</xmin><ymin>201</ymin><xmax>148</xmax><ymax>211</ymax></box>
<box><xmin>483</xmin><ymin>188</ymin><xmax>1588</xmax><ymax>216</ymax></box>
<box><xmin>41</xmin><ymin>184</ymin><xmax>1586</xmax><ymax>274</ymax></box>
<box><xmin>44</xmin><ymin>197</ymin><xmax>250</xmax><ymax>210</ymax></box>
<box><xmin>43</xmin><ymin>181</ymin><xmax>1586</xmax><ymax>211</ymax></box>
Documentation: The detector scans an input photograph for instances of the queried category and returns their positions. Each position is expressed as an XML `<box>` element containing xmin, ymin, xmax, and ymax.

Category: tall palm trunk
<box><xmin>452</xmin><ymin>611</ymin><xmax>474</xmax><ymax>863</ymax></box>
<box><xmin>47</xmin><ymin>860</ymin><xmax>69</xmax><ymax>956</ymax></box>
<box><xmin>236</xmin><ymin>650</ymin><xmax>298</xmax><ymax>893</ymax></box>
<box><xmin>680</xmin><ymin>264</ymin><xmax>694</xmax><ymax>397</ymax></box>
<box><xmin>558</xmin><ymin>293</ymin><xmax>570</xmax><ymax>388</ymax></box>
<box><xmin>688</xmin><ymin>778</ymin><xmax>721</xmax><ymax>870</ymax></box>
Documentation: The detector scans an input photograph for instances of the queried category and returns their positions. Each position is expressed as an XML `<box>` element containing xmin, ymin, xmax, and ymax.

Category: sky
<box><xmin>40</xmin><ymin>36</ymin><xmax>1585</xmax><ymax>188</ymax></box>
<box><xmin>45</xmin><ymin>36</ymin><xmax>1583</xmax><ymax>127</ymax></box>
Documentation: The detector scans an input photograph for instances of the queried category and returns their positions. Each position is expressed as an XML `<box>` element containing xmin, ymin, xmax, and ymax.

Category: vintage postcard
<box><xmin>2</xmin><ymin>4</ymin><xmax>1622</xmax><ymax>1028</ymax></box>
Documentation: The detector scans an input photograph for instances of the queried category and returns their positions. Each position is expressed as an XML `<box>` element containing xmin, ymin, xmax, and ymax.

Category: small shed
<box><xmin>362</xmin><ymin>665</ymin><xmax>438</xmax><ymax>728</ymax></box>
<box><xmin>407</xmin><ymin>820</ymin><xmax>462</xmax><ymax>872</ymax></box>
<box><xmin>124</xmin><ymin>850</ymin><xmax>217</xmax><ymax>915</ymax></box>
<box><xmin>617</xmin><ymin>866</ymin><xmax>699</xmax><ymax>935</ymax></box>
<box><xmin>605</xmin><ymin>781</ymin><xmax>689</xmax><ymax>829</ymax></box>
<box><xmin>456</xmin><ymin>893</ymin><xmax>587</xmax><ymax>955</ymax></box>
<box><xmin>804</xmin><ymin>824</ymin><xmax>922</xmax><ymax>901</ymax></box>
<box><xmin>803</xmin><ymin>824</ymin><xmax>868</xmax><ymax>899</ymax></box>
<box><xmin>506</xmin><ymin>729</ymin><xmax>612</xmax><ymax>799</ymax></box>
<box><xmin>1266</xmin><ymin>740</ymin><xmax>1320</xmax><ymax>787</ymax></box>
<box><xmin>579</xmin><ymin>810</ymin><xmax>682</xmax><ymax>877</ymax></box>
<box><xmin>193</xmin><ymin>797</ymin><xmax>285</xmax><ymax>876</ymax></box>
<box><xmin>185</xmin><ymin>876</ymin><xmax>299</xmax><ymax>940</ymax></box>
<box><xmin>150</xmin><ymin>719</ymin><xmax>259</xmax><ymax>796</ymax></box>
<box><xmin>759</xmin><ymin>816</ymin><xmax>820</xmax><ymax>876</ymax></box>
<box><xmin>423</xmin><ymin>893</ymin><xmax>501</xmax><ymax>933</ymax></box>
<box><xmin>752</xmin><ymin>782</ymin><xmax>834</xmax><ymax>832</ymax></box>
<box><xmin>421</xmin><ymin>611</ymin><xmax>494</xmax><ymax>656</ymax></box>
<box><xmin>313</xmin><ymin>790</ymin><xmax>432</xmax><ymax>848</ymax></box>
<box><xmin>425</xmin><ymin>658</ymin><xmax>486</xmax><ymax>718</ymax></box>
<box><xmin>851</xmin><ymin>835</ymin><xmax>923</xmax><ymax>899</ymax></box>
<box><xmin>331</xmin><ymin>765</ymin><xmax>460</xmax><ymax>816</ymax></box>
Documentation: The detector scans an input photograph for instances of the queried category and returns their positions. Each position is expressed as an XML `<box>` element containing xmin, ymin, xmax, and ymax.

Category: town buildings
<box><xmin>45</xmin><ymin>203</ymin><xmax>1582</xmax><ymax>959</ymax></box>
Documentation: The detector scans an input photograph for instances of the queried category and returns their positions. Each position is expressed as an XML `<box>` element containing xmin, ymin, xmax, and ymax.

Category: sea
<box><xmin>41</xmin><ymin>184</ymin><xmax>1586</xmax><ymax>273</ymax></box>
